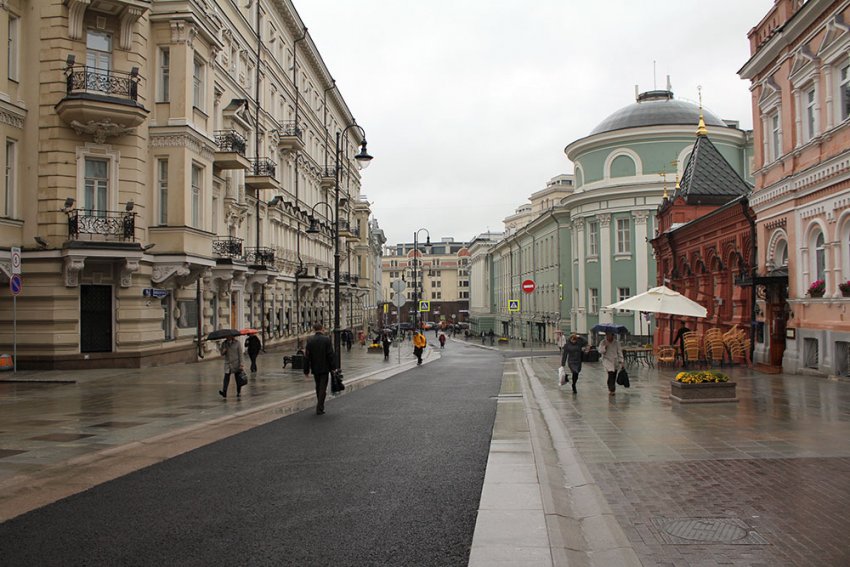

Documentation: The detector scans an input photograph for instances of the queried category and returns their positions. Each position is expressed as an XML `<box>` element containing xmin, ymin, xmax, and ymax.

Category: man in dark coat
<box><xmin>245</xmin><ymin>333</ymin><xmax>262</xmax><ymax>373</ymax></box>
<box><xmin>303</xmin><ymin>323</ymin><xmax>336</xmax><ymax>415</ymax></box>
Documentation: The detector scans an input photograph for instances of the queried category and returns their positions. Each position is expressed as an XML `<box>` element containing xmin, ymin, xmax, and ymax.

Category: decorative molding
<box><xmin>597</xmin><ymin>213</ymin><xmax>611</xmax><ymax>228</ymax></box>
<box><xmin>121</xmin><ymin>258</ymin><xmax>140</xmax><ymax>288</ymax></box>
<box><xmin>170</xmin><ymin>20</ymin><xmax>197</xmax><ymax>47</ymax></box>
<box><xmin>149</xmin><ymin>132</ymin><xmax>216</xmax><ymax>161</ymax></box>
<box><xmin>152</xmin><ymin>262</ymin><xmax>190</xmax><ymax>284</ymax></box>
<box><xmin>64</xmin><ymin>256</ymin><xmax>85</xmax><ymax>287</ymax></box>
<box><xmin>119</xmin><ymin>6</ymin><xmax>146</xmax><ymax>51</ymax></box>
<box><xmin>632</xmin><ymin>211</ymin><xmax>649</xmax><ymax>225</ymax></box>
<box><xmin>67</xmin><ymin>0</ymin><xmax>90</xmax><ymax>41</ymax></box>
<box><xmin>0</xmin><ymin>110</ymin><xmax>24</xmax><ymax>129</ymax></box>
<box><xmin>70</xmin><ymin>119</ymin><xmax>135</xmax><ymax>144</ymax></box>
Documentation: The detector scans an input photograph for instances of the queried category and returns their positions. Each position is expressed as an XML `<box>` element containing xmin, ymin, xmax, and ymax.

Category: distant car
<box><xmin>421</xmin><ymin>321</ymin><xmax>435</xmax><ymax>330</ymax></box>
<box><xmin>398</xmin><ymin>322</ymin><xmax>414</xmax><ymax>331</ymax></box>
<box><xmin>457</xmin><ymin>322</ymin><xmax>470</xmax><ymax>329</ymax></box>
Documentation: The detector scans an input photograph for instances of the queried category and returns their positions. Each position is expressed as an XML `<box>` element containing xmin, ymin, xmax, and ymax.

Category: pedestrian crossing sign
<box><xmin>508</xmin><ymin>299</ymin><xmax>520</xmax><ymax>312</ymax></box>
<box><xmin>418</xmin><ymin>300</ymin><xmax>430</xmax><ymax>312</ymax></box>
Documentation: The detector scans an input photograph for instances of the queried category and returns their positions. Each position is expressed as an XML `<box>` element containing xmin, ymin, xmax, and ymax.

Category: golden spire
<box><xmin>660</xmin><ymin>170</ymin><xmax>668</xmax><ymax>199</ymax></box>
<box><xmin>696</xmin><ymin>85</ymin><xmax>708</xmax><ymax>137</ymax></box>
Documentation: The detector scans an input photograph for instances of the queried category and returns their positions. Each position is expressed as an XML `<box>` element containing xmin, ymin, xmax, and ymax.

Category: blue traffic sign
<box><xmin>9</xmin><ymin>274</ymin><xmax>22</xmax><ymax>296</ymax></box>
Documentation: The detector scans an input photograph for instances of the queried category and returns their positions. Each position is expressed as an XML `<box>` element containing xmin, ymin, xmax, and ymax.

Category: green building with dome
<box><xmin>476</xmin><ymin>89</ymin><xmax>753</xmax><ymax>342</ymax></box>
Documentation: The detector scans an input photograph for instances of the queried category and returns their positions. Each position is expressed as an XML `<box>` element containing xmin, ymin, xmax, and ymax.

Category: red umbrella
<box><xmin>240</xmin><ymin>328</ymin><xmax>259</xmax><ymax>335</ymax></box>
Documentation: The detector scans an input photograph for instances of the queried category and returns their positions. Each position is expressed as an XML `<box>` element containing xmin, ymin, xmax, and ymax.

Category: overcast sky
<box><xmin>294</xmin><ymin>1</ymin><xmax>773</xmax><ymax>247</ymax></box>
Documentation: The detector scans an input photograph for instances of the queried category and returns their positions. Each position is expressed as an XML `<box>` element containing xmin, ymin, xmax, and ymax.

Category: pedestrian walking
<box><xmin>413</xmin><ymin>331</ymin><xmax>427</xmax><ymax>365</ymax></box>
<box><xmin>303</xmin><ymin>323</ymin><xmax>336</xmax><ymax>415</ymax></box>
<box><xmin>674</xmin><ymin>320</ymin><xmax>690</xmax><ymax>367</ymax></box>
<box><xmin>488</xmin><ymin>329</ymin><xmax>495</xmax><ymax>345</ymax></box>
<box><xmin>382</xmin><ymin>331</ymin><xmax>392</xmax><ymax>361</ymax></box>
<box><xmin>245</xmin><ymin>333</ymin><xmax>262</xmax><ymax>373</ymax></box>
<box><xmin>598</xmin><ymin>331</ymin><xmax>625</xmax><ymax>396</ymax></box>
<box><xmin>218</xmin><ymin>335</ymin><xmax>244</xmax><ymax>398</ymax></box>
<box><xmin>560</xmin><ymin>333</ymin><xmax>588</xmax><ymax>394</ymax></box>
<box><xmin>438</xmin><ymin>331</ymin><xmax>446</xmax><ymax>349</ymax></box>
<box><xmin>556</xmin><ymin>331</ymin><xmax>567</xmax><ymax>352</ymax></box>
<box><xmin>343</xmin><ymin>329</ymin><xmax>353</xmax><ymax>351</ymax></box>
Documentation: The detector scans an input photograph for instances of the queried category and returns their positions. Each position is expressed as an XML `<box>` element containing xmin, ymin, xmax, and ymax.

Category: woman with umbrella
<box><xmin>218</xmin><ymin>333</ymin><xmax>244</xmax><ymax>398</ymax></box>
<box><xmin>599</xmin><ymin>330</ymin><xmax>625</xmax><ymax>396</ymax></box>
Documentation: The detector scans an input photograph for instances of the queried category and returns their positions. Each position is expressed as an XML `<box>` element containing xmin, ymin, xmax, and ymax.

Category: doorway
<box><xmin>81</xmin><ymin>285</ymin><xmax>112</xmax><ymax>352</ymax></box>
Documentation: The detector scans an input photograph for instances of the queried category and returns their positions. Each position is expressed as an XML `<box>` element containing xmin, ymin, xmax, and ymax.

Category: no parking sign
<box><xmin>9</xmin><ymin>274</ymin><xmax>21</xmax><ymax>295</ymax></box>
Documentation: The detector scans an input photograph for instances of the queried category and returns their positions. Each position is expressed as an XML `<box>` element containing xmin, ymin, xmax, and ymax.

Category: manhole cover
<box><xmin>652</xmin><ymin>517</ymin><xmax>769</xmax><ymax>545</ymax></box>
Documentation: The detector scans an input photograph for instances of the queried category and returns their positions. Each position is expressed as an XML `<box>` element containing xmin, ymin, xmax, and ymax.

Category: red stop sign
<box><xmin>521</xmin><ymin>279</ymin><xmax>536</xmax><ymax>293</ymax></box>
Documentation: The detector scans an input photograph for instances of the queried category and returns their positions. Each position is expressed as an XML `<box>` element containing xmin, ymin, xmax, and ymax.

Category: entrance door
<box><xmin>767</xmin><ymin>285</ymin><xmax>788</xmax><ymax>366</ymax></box>
<box><xmin>81</xmin><ymin>285</ymin><xmax>112</xmax><ymax>352</ymax></box>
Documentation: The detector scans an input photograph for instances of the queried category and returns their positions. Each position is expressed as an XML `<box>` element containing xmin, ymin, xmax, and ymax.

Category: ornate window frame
<box><xmin>758</xmin><ymin>76</ymin><xmax>782</xmax><ymax>165</ymax></box>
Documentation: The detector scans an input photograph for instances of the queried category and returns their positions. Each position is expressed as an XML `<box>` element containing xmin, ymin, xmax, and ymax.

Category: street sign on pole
<box><xmin>508</xmin><ymin>299</ymin><xmax>520</xmax><ymax>312</ymax></box>
<box><xmin>11</xmin><ymin>247</ymin><xmax>21</xmax><ymax>275</ymax></box>
<box><xmin>418</xmin><ymin>300</ymin><xmax>430</xmax><ymax>312</ymax></box>
<box><xmin>9</xmin><ymin>274</ymin><xmax>22</xmax><ymax>296</ymax></box>
<box><xmin>521</xmin><ymin>279</ymin><xmax>536</xmax><ymax>294</ymax></box>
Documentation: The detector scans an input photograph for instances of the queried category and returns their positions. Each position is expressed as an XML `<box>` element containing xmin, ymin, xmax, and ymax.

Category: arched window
<box><xmin>774</xmin><ymin>239</ymin><xmax>788</xmax><ymax>267</ymax></box>
<box><xmin>610</xmin><ymin>155</ymin><xmax>636</xmax><ymax>177</ymax></box>
<box><xmin>815</xmin><ymin>231</ymin><xmax>825</xmax><ymax>281</ymax></box>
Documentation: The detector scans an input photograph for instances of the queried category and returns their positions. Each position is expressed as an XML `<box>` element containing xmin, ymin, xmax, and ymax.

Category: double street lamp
<box><xmin>306</xmin><ymin>124</ymin><xmax>372</xmax><ymax>371</ymax></box>
<box><xmin>412</xmin><ymin>228</ymin><xmax>431</xmax><ymax>333</ymax></box>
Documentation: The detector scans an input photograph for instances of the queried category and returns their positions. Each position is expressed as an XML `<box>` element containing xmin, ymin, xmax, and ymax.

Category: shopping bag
<box><xmin>236</xmin><ymin>370</ymin><xmax>248</xmax><ymax>388</ymax></box>
<box><xmin>616</xmin><ymin>368</ymin><xmax>630</xmax><ymax>388</ymax></box>
<box><xmin>557</xmin><ymin>366</ymin><xmax>566</xmax><ymax>386</ymax></box>
<box><xmin>330</xmin><ymin>369</ymin><xmax>345</xmax><ymax>394</ymax></box>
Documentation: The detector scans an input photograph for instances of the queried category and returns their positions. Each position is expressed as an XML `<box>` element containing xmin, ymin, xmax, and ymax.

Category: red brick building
<box><xmin>651</xmin><ymin>121</ymin><xmax>755</xmax><ymax>345</ymax></box>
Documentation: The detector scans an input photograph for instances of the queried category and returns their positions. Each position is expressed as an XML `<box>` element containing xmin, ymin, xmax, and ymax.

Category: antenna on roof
<box><xmin>667</xmin><ymin>75</ymin><xmax>672</xmax><ymax>92</ymax></box>
<box><xmin>653</xmin><ymin>60</ymin><xmax>657</xmax><ymax>90</ymax></box>
<box><xmin>634</xmin><ymin>84</ymin><xmax>639</xmax><ymax>101</ymax></box>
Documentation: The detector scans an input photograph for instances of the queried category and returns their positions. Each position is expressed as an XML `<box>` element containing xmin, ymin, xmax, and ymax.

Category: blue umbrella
<box><xmin>590</xmin><ymin>323</ymin><xmax>629</xmax><ymax>335</ymax></box>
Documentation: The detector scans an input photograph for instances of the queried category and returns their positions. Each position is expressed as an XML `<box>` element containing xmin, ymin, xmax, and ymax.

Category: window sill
<box><xmin>614</xmin><ymin>253</ymin><xmax>632</xmax><ymax>261</ymax></box>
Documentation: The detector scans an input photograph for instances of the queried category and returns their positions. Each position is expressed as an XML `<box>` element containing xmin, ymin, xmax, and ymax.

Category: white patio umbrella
<box><xmin>606</xmin><ymin>285</ymin><xmax>707</xmax><ymax>318</ymax></box>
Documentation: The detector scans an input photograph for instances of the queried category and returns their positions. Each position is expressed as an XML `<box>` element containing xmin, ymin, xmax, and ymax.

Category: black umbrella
<box><xmin>590</xmin><ymin>323</ymin><xmax>629</xmax><ymax>335</ymax></box>
<box><xmin>206</xmin><ymin>328</ymin><xmax>241</xmax><ymax>340</ymax></box>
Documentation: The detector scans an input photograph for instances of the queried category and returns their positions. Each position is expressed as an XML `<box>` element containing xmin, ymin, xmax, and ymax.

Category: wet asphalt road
<box><xmin>0</xmin><ymin>343</ymin><xmax>503</xmax><ymax>567</ymax></box>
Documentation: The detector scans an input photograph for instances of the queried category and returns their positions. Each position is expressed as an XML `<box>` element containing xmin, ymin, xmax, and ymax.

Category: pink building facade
<box><xmin>740</xmin><ymin>0</ymin><xmax>850</xmax><ymax>375</ymax></box>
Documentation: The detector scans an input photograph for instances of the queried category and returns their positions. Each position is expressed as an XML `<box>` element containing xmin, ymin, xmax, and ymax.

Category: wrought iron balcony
<box><xmin>320</xmin><ymin>166</ymin><xmax>336</xmax><ymax>190</ymax></box>
<box><xmin>66</xmin><ymin>65</ymin><xmax>139</xmax><ymax>100</ymax></box>
<box><xmin>56</xmin><ymin>65</ymin><xmax>148</xmax><ymax>140</ymax></box>
<box><xmin>214</xmin><ymin>130</ymin><xmax>247</xmax><ymax>154</ymax></box>
<box><xmin>213</xmin><ymin>130</ymin><xmax>250</xmax><ymax>170</ymax></box>
<box><xmin>277</xmin><ymin>121</ymin><xmax>305</xmax><ymax>151</ymax></box>
<box><xmin>245</xmin><ymin>247</ymin><xmax>276</xmax><ymax>269</ymax></box>
<box><xmin>212</xmin><ymin>237</ymin><xmax>244</xmax><ymax>259</ymax></box>
<box><xmin>246</xmin><ymin>158</ymin><xmax>278</xmax><ymax>189</ymax></box>
<box><xmin>68</xmin><ymin>210</ymin><xmax>136</xmax><ymax>241</ymax></box>
<box><xmin>338</xmin><ymin>219</ymin><xmax>360</xmax><ymax>239</ymax></box>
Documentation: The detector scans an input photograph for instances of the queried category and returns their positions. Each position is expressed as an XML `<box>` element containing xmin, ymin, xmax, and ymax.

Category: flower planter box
<box><xmin>670</xmin><ymin>380</ymin><xmax>738</xmax><ymax>403</ymax></box>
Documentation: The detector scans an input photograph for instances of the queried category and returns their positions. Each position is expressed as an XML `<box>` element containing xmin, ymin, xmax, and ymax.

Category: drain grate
<box><xmin>652</xmin><ymin>517</ymin><xmax>769</xmax><ymax>545</ymax></box>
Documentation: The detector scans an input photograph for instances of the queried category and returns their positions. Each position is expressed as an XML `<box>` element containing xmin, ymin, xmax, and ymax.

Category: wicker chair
<box><xmin>656</xmin><ymin>345</ymin><xmax>676</xmax><ymax>367</ymax></box>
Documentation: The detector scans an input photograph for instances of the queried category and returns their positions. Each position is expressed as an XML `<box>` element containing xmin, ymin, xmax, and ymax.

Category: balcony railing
<box><xmin>277</xmin><ymin>121</ymin><xmax>303</xmax><ymax>139</ymax></box>
<box><xmin>214</xmin><ymin>130</ymin><xmax>247</xmax><ymax>155</ymax></box>
<box><xmin>245</xmin><ymin>247</ymin><xmax>276</xmax><ymax>268</ymax></box>
<box><xmin>68</xmin><ymin>210</ymin><xmax>136</xmax><ymax>241</ymax></box>
<box><xmin>338</xmin><ymin>219</ymin><xmax>360</xmax><ymax>238</ymax></box>
<box><xmin>65</xmin><ymin>66</ymin><xmax>139</xmax><ymax>101</ymax></box>
<box><xmin>212</xmin><ymin>237</ymin><xmax>243</xmax><ymax>259</ymax></box>
<box><xmin>249</xmin><ymin>157</ymin><xmax>277</xmax><ymax>177</ymax></box>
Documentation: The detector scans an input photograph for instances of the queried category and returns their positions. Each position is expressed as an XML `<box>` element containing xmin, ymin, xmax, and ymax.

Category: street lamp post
<box><xmin>308</xmin><ymin>124</ymin><xmax>371</xmax><ymax>372</ymax></box>
<box><xmin>412</xmin><ymin>228</ymin><xmax>431</xmax><ymax>333</ymax></box>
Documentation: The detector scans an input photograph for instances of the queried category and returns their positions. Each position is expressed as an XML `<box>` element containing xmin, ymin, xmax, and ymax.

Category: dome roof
<box><xmin>590</xmin><ymin>90</ymin><xmax>727</xmax><ymax>135</ymax></box>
